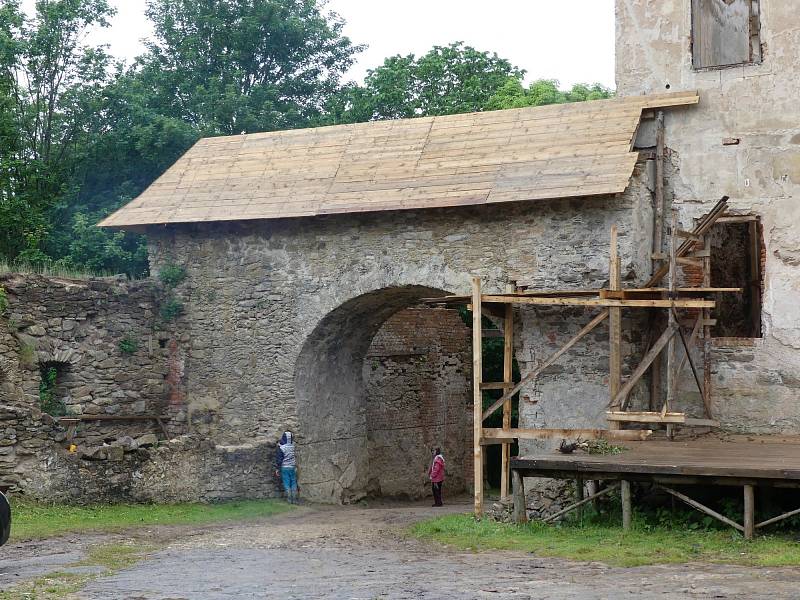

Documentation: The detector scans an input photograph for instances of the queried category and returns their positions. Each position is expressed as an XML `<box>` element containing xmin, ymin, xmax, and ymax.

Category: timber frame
<box><xmin>424</xmin><ymin>196</ymin><xmax>749</xmax><ymax>527</ymax></box>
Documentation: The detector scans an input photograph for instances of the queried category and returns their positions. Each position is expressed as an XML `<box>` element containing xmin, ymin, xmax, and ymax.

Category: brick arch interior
<box><xmin>294</xmin><ymin>284</ymin><xmax>466</xmax><ymax>504</ymax></box>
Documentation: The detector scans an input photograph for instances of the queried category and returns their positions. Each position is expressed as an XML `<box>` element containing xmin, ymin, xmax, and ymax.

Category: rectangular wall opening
<box><xmin>692</xmin><ymin>0</ymin><xmax>761</xmax><ymax>69</ymax></box>
<box><xmin>709</xmin><ymin>218</ymin><xmax>763</xmax><ymax>338</ymax></box>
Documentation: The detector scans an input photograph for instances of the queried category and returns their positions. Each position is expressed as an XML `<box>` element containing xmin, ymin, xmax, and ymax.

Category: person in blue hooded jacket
<box><xmin>274</xmin><ymin>431</ymin><xmax>299</xmax><ymax>504</ymax></box>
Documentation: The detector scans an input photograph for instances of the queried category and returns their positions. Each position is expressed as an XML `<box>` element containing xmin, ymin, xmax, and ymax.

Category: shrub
<box><xmin>39</xmin><ymin>367</ymin><xmax>66</xmax><ymax>417</ymax></box>
<box><xmin>160</xmin><ymin>299</ymin><xmax>184</xmax><ymax>322</ymax></box>
<box><xmin>119</xmin><ymin>336</ymin><xmax>139</xmax><ymax>355</ymax></box>
<box><xmin>159</xmin><ymin>264</ymin><xmax>187</xmax><ymax>288</ymax></box>
<box><xmin>0</xmin><ymin>287</ymin><xmax>7</xmax><ymax>315</ymax></box>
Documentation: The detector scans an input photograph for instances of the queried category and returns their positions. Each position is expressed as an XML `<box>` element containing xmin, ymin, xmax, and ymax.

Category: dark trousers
<box><xmin>432</xmin><ymin>481</ymin><xmax>443</xmax><ymax>506</ymax></box>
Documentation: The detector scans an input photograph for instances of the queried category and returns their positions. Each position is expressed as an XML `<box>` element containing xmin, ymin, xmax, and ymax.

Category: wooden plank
<box><xmin>660</xmin><ymin>485</ymin><xmax>744</xmax><ymax>532</ymax></box>
<box><xmin>501</xmin><ymin>288</ymin><xmax>514</xmax><ymax>500</ymax></box>
<box><xmin>481</xmin><ymin>296</ymin><xmax>716</xmax><ymax>309</ymax></box>
<box><xmin>480</xmin><ymin>382</ymin><xmax>514</xmax><ymax>390</ymax></box>
<box><xmin>472</xmin><ymin>277</ymin><xmax>484</xmax><ymax>519</ymax></box>
<box><xmin>482</xmin><ymin>428</ymin><xmax>653</xmax><ymax>442</ymax></box>
<box><xmin>607</xmin><ymin>411</ymin><xmax>687</xmax><ymax>424</ymax></box>
<box><xmin>482</xmin><ymin>311</ymin><xmax>610</xmax><ymax>421</ymax></box>
<box><xmin>616</xmin><ymin>324</ymin><xmax>676</xmax><ymax>411</ymax></box>
<box><xmin>755</xmin><ymin>506</ymin><xmax>800</xmax><ymax>529</ymax></box>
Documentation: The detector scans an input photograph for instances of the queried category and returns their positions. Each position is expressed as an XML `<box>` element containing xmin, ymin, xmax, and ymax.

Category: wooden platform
<box><xmin>511</xmin><ymin>438</ymin><xmax>800</xmax><ymax>487</ymax></box>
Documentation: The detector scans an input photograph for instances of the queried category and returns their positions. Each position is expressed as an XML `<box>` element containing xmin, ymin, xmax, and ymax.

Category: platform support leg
<box><xmin>512</xmin><ymin>469</ymin><xmax>527</xmax><ymax>525</ymax></box>
<box><xmin>575</xmin><ymin>477</ymin><xmax>585</xmax><ymax>522</ymax></box>
<box><xmin>744</xmin><ymin>484</ymin><xmax>755</xmax><ymax>540</ymax></box>
<box><xmin>621</xmin><ymin>480</ymin><xmax>632</xmax><ymax>531</ymax></box>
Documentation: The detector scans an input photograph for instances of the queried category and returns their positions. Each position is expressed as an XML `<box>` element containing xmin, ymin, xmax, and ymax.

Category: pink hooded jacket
<box><xmin>429</xmin><ymin>454</ymin><xmax>445</xmax><ymax>483</ymax></box>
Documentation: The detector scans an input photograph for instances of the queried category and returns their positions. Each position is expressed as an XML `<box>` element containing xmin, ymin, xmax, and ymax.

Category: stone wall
<box><xmin>147</xmin><ymin>173</ymin><xmax>654</xmax><ymax>503</ymax></box>
<box><xmin>364</xmin><ymin>308</ymin><xmax>471</xmax><ymax>499</ymax></box>
<box><xmin>0</xmin><ymin>273</ymin><xmax>278</xmax><ymax>503</ymax></box>
<box><xmin>616</xmin><ymin>0</ymin><xmax>800</xmax><ymax>433</ymax></box>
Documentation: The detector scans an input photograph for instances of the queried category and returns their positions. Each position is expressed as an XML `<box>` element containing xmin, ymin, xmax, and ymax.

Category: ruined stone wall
<box><xmin>0</xmin><ymin>273</ymin><xmax>279</xmax><ymax>503</ymax></box>
<box><xmin>364</xmin><ymin>308</ymin><xmax>471</xmax><ymax>499</ymax></box>
<box><xmin>616</xmin><ymin>0</ymin><xmax>800</xmax><ymax>433</ymax></box>
<box><xmin>147</xmin><ymin>172</ymin><xmax>654</xmax><ymax>502</ymax></box>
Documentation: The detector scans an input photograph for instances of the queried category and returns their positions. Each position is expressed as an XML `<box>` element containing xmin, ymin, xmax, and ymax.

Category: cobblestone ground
<box><xmin>4</xmin><ymin>501</ymin><xmax>800</xmax><ymax>599</ymax></box>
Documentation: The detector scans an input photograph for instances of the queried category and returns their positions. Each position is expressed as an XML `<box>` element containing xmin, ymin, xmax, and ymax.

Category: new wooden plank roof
<box><xmin>99</xmin><ymin>91</ymin><xmax>698</xmax><ymax>228</ymax></box>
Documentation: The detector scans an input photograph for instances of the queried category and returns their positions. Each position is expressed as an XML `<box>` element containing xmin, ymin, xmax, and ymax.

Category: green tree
<box><xmin>485</xmin><ymin>78</ymin><xmax>613</xmax><ymax>111</ymax></box>
<box><xmin>0</xmin><ymin>0</ymin><xmax>115</xmax><ymax>263</ymax></box>
<box><xmin>327</xmin><ymin>42</ymin><xmax>524</xmax><ymax>122</ymax></box>
<box><xmin>137</xmin><ymin>0</ymin><xmax>364</xmax><ymax>135</ymax></box>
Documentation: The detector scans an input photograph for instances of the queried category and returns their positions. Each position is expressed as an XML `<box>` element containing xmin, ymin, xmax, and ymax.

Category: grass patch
<box><xmin>0</xmin><ymin>542</ymin><xmax>156</xmax><ymax>600</ymax></box>
<box><xmin>9</xmin><ymin>499</ymin><xmax>292</xmax><ymax>542</ymax></box>
<box><xmin>410</xmin><ymin>513</ymin><xmax>800</xmax><ymax>567</ymax></box>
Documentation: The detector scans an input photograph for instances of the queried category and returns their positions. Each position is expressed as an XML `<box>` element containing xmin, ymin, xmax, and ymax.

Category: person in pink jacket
<box><xmin>428</xmin><ymin>447</ymin><xmax>445</xmax><ymax>507</ymax></box>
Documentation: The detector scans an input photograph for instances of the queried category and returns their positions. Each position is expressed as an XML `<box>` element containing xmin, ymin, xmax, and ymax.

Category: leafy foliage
<box><xmin>485</xmin><ymin>78</ymin><xmax>613</xmax><ymax>110</ymax></box>
<box><xmin>1</xmin><ymin>2</ymin><xmax>612</xmax><ymax>276</ymax></box>
<box><xmin>39</xmin><ymin>365</ymin><xmax>66</xmax><ymax>416</ymax></box>
<box><xmin>0</xmin><ymin>287</ymin><xmax>7</xmax><ymax>314</ymax></box>
<box><xmin>327</xmin><ymin>42</ymin><xmax>523</xmax><ymax>122</ymax></box>
<box><xmin>118</xmin><ymin>336</ymin><xmax>139</xmax><ymax>355</ymax></box>
<box><xmin>159</xmin><ymin>298</ymin><xmax>183</xmax><ymax>322</ymax></box>
<box><xmin>158</xmin><ymin>264</ymin><xmax>187</xmax><ymax>288</ymax></box>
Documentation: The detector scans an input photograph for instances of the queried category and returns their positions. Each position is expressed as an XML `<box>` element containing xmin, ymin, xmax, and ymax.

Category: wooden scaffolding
<box><xmin>425</xmin><ymin>197</ymin><xmax>737</xmax><ymax>520</ymax></box>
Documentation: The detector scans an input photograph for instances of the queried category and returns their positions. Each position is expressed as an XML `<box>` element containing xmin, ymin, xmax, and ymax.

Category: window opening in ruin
<box><xmin>691</xmin><ymin>0</ymin><xmax>761</xmax><ymax>69</ymax></box>
<box><xmin>39</xmin><ymin>362</ymin><xmax>69</xmax><ymax>417</ymax></box>
<box><xmin>709</xmin><ymin>218</ymin><xmax>763</xmax><ymax>338</ymax></box>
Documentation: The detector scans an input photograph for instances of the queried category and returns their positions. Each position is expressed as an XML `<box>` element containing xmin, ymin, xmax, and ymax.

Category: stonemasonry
<box><xmin>0</xmin><ymin>273</ymin><xmax>279</xmax><ymax>502</ymax></box>
<box><xmin>616</xmin><ymin>0</ymin><xmax>800</xmax><ymax>433</ymax></box>
<box><xmin>364</xmin><ymin>308</ymin><xmax>471</xmax><ymax>499</ymax></box>
<box><xmin>147</xmin><ymin>174</ymin><xmax>654</xmax><ymax>503</ymax></box>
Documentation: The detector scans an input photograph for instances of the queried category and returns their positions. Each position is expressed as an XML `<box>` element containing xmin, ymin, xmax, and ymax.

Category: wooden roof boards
<box><xmin>99</xmin><ymin>91</ymin><xmax>699</xmax><ymax>228</ymax></box>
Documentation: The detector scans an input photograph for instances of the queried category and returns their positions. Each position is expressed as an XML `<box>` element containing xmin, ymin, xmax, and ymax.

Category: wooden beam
<box><xmin>482</xmin><ymin>427</ymin><xmax>653</xmax><ymax>442</ymax></box>
<box><xmin>659</xmin><ymin>485</ymin><xmax>744</xmax><ymax>532</ymax></box>
<box><xmin>609</xmin><ymin>225</ymin><xmax>623</xmax><ymax>426</ymax></box>
<box><xmin>480</xmin><ymin>296</ymin><xmax>715</xmax><ymax>309</ymax></box>
<box><xmin>703</xmin><ymin>235</ymin><xmax>713</xmax><ymax>418</ymax></box>
<box><xmin>615</xmin><ymin>324</ymin><xmax>676</xmax><ymax>411</ymax></box>
<box><xmin>652</xmin><ymin>110</ymin><xmax>665</xmax><ymax>274</ymax></box>
<box><xmin>512</xmin><ymin>469</ymin><xmax>528</xmax><ymax>524</ymax></box>
<box><xmin>483</xmin><ymin>310</ymin><xmax>610</xmax><ymax>421</ymax></box>
<box><xmin>756</xmin><ymin>506</ymin><xmax>800</xmax><ymax>529</ymax></box>
<box><xmin>744</xmin><ymin>484</ymin><xmax>755</xmax><ymax>540</ymax></box>
<box><xmin>480</xmin><ymin>382</ymin><xmax>514</xmax><ymax>390</ymax></box>
<box><xmin>607</xmin><ymin>411</ymin><xmax>688</xmax><ymax>424</ymax></box>
<box><xmin>501</xmin><ymin>285</ymin><xmax>514</xmax><ymax>500</ymax></box>
<box><xmin>542</xmin><ymin>483</ymin><xmax>620</xmax><ymax>524</ymax></box>
<box><xmin>621</xmin><ymin>480</ymin><xmax>632</xmax><ymax>531</ymax></box>
<box><xmin>472</xmin><ymin>276</ymin><xmax>484</xmax><ymax>519</ymax></box>
<box><xmin>673</xmin><ymin>309</ymin><xmax>708</xmax><ymax>408</ymax></box>
<box><xmin>644</xmin><ymin>196</ymin><xmax>729</xmax><ymax>288</ymax></box>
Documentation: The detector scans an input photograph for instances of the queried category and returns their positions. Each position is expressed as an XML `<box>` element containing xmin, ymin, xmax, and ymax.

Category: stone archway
<box><xmin>294</xmin><ymin>285</ymin><xmax>470</xmax><ymax>503</ymax></box>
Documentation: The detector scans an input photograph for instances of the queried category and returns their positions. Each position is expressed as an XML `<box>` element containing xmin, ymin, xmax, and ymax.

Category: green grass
<box><xmin>9</xmin><ymin>499</ymin><xmax>293</xmax><ymax>542</ymax></box>
<box><xmin>0</xmin><ymin>542</ymin><xmax>157</xmax><ymax>600</ymax></box>
<box><xmin>410</xmin><ymin>513</ymin><xmax>800</xmax><ymax>567</ymax></box>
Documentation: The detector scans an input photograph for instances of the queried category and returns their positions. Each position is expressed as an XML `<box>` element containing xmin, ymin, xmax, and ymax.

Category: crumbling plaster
<box><xmin>617</xmin><ymin>0</ymin><xmax>800</xmax><ymax>432</ymax></box>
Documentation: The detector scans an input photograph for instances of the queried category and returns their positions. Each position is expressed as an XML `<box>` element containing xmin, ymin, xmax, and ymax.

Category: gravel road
<box><xmin>4</xmin><ymin>501</ymin><xmax>800</xmax><ymax>599</ymax></box>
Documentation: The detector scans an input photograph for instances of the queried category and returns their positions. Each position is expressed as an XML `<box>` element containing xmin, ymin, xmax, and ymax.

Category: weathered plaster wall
<box><xmin>148</xmin><ymin>175</ymin><xmax>654</xmax><ymax>503</ymax></box>
<box><xmin>364</xmin><ymin>308</ymin><xmax>471</xmax><ymax>499</ymax></box>
<box><xmin>616</xmin><ymin>0</ymin><xmax>800</xmax><ymax>432</ymax></box>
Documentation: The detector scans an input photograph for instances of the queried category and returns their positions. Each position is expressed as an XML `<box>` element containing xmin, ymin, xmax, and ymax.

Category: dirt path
<box><xmin>4</xmin><ymin>501</ymin><xmax>800</xmax><ymax>599</ymax></box>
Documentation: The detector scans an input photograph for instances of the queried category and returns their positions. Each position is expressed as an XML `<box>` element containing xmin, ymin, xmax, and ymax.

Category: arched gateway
<box><xmin>100</xmin><ymin>92</ymin><xmax>699</xmax><ymax>503</ymax></box>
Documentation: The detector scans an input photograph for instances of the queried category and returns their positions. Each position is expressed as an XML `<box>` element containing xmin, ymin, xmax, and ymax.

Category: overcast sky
<box><xmin>25</xmin><ymin>0</ymin><xmax>616</xmax><ymax>89</ymax></box>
